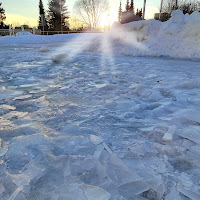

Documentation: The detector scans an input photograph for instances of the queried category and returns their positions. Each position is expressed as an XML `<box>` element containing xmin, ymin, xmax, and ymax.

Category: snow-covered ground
<box><xmin>0</xmin><ymin>12</ymin><xmax>200</xmax><ymax>199</ymax></box>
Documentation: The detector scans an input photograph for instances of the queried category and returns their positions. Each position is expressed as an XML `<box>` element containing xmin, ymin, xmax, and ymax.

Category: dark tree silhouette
<box><xmin>118</xmin><ymin>1</ymin><xmax>122</xmax><ymax>22</ymax></box>
<box><xmin>0</xmin><ymin>2</ymin><xmax>6</xmax><ymax>29</ymax></box>
<box><xmin>126</xmin><ymin>0</ymin><xmax>130</xmax><ymax>11</ymax></box>
<box><xmin>136</xmin><ymin>8</ymin><xmax>143</xmax><ymax>17</ymax></box>
<box><xmin>48</xmin><ymin>0</ymin><xmax>69</xmax><ymax>31</ymax></box>
<box><xmin>130</xmin><ymin>0</ymin><xmax>135</xmax><ymax>14</ymax></box>
<box><xmin>39</xmin><ymin>0</ymin><xmax>48</xmax><ymax>31</ymax></box>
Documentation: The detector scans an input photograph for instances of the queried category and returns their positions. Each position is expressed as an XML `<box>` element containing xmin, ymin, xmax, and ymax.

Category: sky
<box><xmin>1</xmin><ymin>0</ymin><xmax>160</xmax><ymax>27</ymax></box>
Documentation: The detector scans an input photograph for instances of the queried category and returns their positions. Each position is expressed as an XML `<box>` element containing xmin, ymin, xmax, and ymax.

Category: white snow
<box><xmin>106</xmin><ymin>10</ymin><xmax>200</xmax><ymax>59</ymax></box>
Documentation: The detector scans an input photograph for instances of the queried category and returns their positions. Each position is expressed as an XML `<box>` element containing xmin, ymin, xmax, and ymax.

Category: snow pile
<box><xmin>0</xmin><ymin>33</ymin><xmax>102</xmax><ymax>44</ymax></box>
<box><xmin>109</xmin><ymin>10</ymin><xmax>200</xmax><ymax>58</ymax></box>
<box><xmin>16</xmin><ymin>31</ymin><xmax>32</xmax><ymax>36</ymax></box>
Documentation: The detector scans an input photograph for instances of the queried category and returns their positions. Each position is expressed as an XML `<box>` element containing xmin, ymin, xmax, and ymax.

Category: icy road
<box><xmin>0</xmin><ymin>35</ymin><xmax>200</xmax><ymax>200</ymax></box>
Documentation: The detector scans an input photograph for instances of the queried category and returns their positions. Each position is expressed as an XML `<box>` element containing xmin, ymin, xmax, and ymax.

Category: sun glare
<box><xmin>100</xmin><ymin>9</ymin><xmax>118</xmax><ymax>28</ymax></box>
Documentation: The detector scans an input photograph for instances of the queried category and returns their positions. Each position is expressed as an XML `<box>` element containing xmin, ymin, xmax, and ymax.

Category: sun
<box><xmin>100</xmin><ymin>9</ymin><xmax>118</xmax><ymax>28</ymax></box>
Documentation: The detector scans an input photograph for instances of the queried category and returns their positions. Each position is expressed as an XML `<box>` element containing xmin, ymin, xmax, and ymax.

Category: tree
<box><xmin>118</xmin><ymin>1</ymin><xmax>122</xmax><ymax>22</ymax></box>
<box><xmin>126</xmin><ymin>0</ymin><xmax>130</xmax><ymax>11</ymax></box>
<box><xmin>39</xmin><ymin>0</ymin><xmax>48</xmax><ymax>31</ymax></box>
<box><xmin>48</xmin><ymin>0</ymin><xmax>69</xmax><ymax>31</ymax></box>
<box><xmin>160</xmin><ymin>0</ymin><xmax>200</xmax><ymax>21</ymax></box>
<box><xmin>179</xmin><ymin>2</ymin><xmax>196</xmax><ymax>14</ymax></box>
<box><xmin>74</xmin><ymin>0</ymin><xmax>109</xmax><ymax>30</ymax></box>
<box><xmin>130</xmin><ymin>0</ymin><xmax>134</xmax><ymax>13</ymax></box>
<box><xmin>0</xmin><ymin>2</ymin><xmax>6</xmax><ymax>29</ymax></box>
<box><xmin>136</xmin><ymin>8</ymin><xmax>142</xmax><ymax>17</ymax></box>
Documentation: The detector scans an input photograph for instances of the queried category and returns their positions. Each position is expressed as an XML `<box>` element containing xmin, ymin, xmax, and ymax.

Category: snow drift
<box><xmin>106</xmin><ymin>10</ymin><xmax>200</xmax><ymax>59</ymax></box>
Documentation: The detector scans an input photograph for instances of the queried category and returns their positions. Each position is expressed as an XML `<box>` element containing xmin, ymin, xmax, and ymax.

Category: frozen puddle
<box><xmin>0</xmin><ymin>40</ymin><xmax>200</xmax><ymax>200</ymax></box>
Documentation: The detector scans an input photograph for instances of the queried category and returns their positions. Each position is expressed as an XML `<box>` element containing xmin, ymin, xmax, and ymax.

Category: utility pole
<box><xmin>59</xmin><ymin>0</ymin><xmax>63</xmax><ymax>33</ymax></box>
<box><xmin>159</xmin><ymin>0</ymin><xmax>164</xmax><ymax>20</ymax></box>
<box><xmin>175</xmin><ymin>0</ymin><xmax>178</xmax><ymax>9</ymax></box>
<box><xmin>41</xmin><ymin>14</ymin><xmax>45</xmax><ymax>35</ymax></box>
<box><xmin>143</xmin><ymin>0</ymin><xmax>146</xmax><ymax>19</ymax></box>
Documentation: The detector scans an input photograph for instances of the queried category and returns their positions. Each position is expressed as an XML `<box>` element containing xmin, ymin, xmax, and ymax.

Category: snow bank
<box><xmin>0</xmin><ymin>33</ymin><xmax>102</xmax><ymax>44</ymax></box>
<box><xmin>109</xmin><ymin>10</ymin><xmax>200</xmax><ymax>59</ymax></box>
<box><xmin>16</xmin><ymin>31</ymin><xmax>32</xmax><ymax>36</ymax></box>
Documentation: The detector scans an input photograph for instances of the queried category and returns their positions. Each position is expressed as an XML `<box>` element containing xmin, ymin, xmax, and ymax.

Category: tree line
<box><xmin>0</xmin><ymin>0</ymin><xmax>109</xmax><ymax>31</ymax></box>
<box><xmin>157</xmin><ymin>0</ymin><xmax>200</xmax><ymax>21</ymax></box>
<box><xmin>39</xmin><ymin>0</ymin><xmax>110</xmax><ymax>31</ymax></box>
<box><xmin>39</xmin><ymin>0</ymin><xmax>70</xmax><ymax>31</ymax></box>
<box><xmin>118</xmin><ymin>0</ymin><xmax>143</xmax><ymax>23</ymax></box>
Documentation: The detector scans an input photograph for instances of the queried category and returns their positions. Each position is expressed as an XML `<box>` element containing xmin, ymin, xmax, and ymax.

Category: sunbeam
<box><xmin>100</xmin><ymin>32</ymin><xmax>116</xmax><ymax>75</ymax></box>
<box><xmin>49</xmin><ymin>33</ymin><xmax>101</xmax><ymax>63</ymax></box>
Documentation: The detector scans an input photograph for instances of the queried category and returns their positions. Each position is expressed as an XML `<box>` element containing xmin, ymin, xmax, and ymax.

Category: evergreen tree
<box><xmin>118</xmin><ymin>1</ymin><xmax>122</xmax><ymax>22</ymax></box>
<box><xmin>38</xmin><ymin>0</ymin><xmax>48</xmax><ymax>31</ymax></box>
<box><xmin>130</xmin><ymin>0</ymin><xmax>134</xmax><ymax>14</ymax></box>
<box><xmin>0</xmin><ymin>2</ymin><xmax>6</xmax><ymax>29</ymax></box>
<box><xmin>136</xmin><ymin>8</ymin><xmax>139</xmax><ymax>15</ymax></box>
<box><xmin>126</xmin><ymin>0</ymin><xmax>130</xmax><ymax>11</ymax></box>
<box><xmin>139</xmin><ymin>8</ymin><xmax>143</xmax><ymax>17</ymax></box>
<box><xmin>136</xmin><ymin>8</ymin><xmax>142</xmax><ymax>17</ymax></box>
<box><xmin>48</xmin><ymin>0</ymin><xmax>69</xmax><ymax>31</ymax></box>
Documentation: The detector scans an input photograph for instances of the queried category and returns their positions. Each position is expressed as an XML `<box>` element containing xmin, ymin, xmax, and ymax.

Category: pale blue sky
<box><xmin>1</xmin><ymin>0</ymin><xmax>160</xmax><ymax>26</ymax></box>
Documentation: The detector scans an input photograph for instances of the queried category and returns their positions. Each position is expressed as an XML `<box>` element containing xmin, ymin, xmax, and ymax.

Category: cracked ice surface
<box><xmin>0</xmin><ymin>36</ymin><xmax>200</xmax><ymax>200</ymax></box>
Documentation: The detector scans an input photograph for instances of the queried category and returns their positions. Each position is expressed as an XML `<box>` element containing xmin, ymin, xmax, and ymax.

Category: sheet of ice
<box><xmin>83</xmin><ymin>185</ymin><xmax>111</xmax><ymax>200</ymax></box>
<box><xmin>0</xmin><ymin>28</ymin><xmax>200</xmax><ymax>199</ymax></box>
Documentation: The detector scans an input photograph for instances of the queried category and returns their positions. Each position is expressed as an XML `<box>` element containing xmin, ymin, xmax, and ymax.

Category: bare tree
<box><xmin>74</xmin><ymin>0</ymin><xmax>109</xmax><ymax>30</ymax></box>
<box><xmin>159</xmin><ymin>0</ymin><xmax>200</xmax><ymax>21</ymax></box>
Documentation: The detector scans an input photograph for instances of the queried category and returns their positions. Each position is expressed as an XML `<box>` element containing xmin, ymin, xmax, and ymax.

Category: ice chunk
<box><xmin>0</xmin><ymin>183</ymin><xmax>5</xmax><ymax>195</ymax></box>
<box><xmin>51</xmin><ymin>53</ymin><xmax>69</xmax><ymax>63</ymax></box>
<box><xmin>107</xmin><ymin>154</ymin><xmax>142</xmax><ymax>185</ymax></box>
<box><xmin>12</xmin><ymin>192</ymin><xmax>26</xmax><ymax>200</ymax></box>
<box><xmin>0</xmin><ymin>139</ymin><xmax>8</xmax><ymax>157</ymax></box>
<box><xmin>177</xmin><ymin>186</ymin><xmax>200</xmax><ymax>200</ymax></box>
<box><xmin>165</xmin><ymin>188</ymin><xmax>182</xmax><ymax>200</ymax></box>
<box><xmin>2</xmin><ymin>111</ymin><xmax>28</xmax><ymax>120</ymax></box>
<box><xmin>11</xmin><ymin>164</ymin><xmax>42</xmax><ymax>187</ymax></box>
<box><xmin>90</xmin><ymin>135</ymin><xmax>103</xmax><ymax>145</ymax></box>
<box><xmin>40</xmin><ymin>46</ymin><xmax>48</xmax><ymax>52</ymax></box>
<box><xmin>139</xmin><ymin>126</ymin><xmax>155</xmax><ymax>132</ymax></box>
<box><xmin>148</xmin><ymin>91</ymin><xmax>163</xmax><ymax>102</ymax></box>
<box><xmin>0</xmin><ymin>104</ymin><xmax>16</xmax><ymax>111</ymax></box>
<box><xmin>8</xmin><ymin>186</ymin><xmax>23</xmax><ymax>200</ymax></box>
<box><xmin>0</xmin><ymin>86</ymin><xmax>6</xmax><ymax>92</ymax></box>
<box><xmin>14</xmin><ymin>95</ymin><xmax>32</xmax><ymax>100</ymax></box>
<box><xmin>179</xmin><ymin>173</ymin><xmax>193</xmax><ymax>188</ymax></box>
<box><xmin>177</xmin><ymin>126</ymin><xmax>200</xmax><ymax>144</ymax></box>
<box><xmin>103</xmin><ymin>142</ymin><xmax>112</xmax><ymax>154</ymax></box>
<box><xmin>181</xmin><ymin>109</ymin><xmax>200</xmax><ymax>123</ymax></box>
<box><xmin>191</xmin><ymin>145</ymin><xmax>200</xmax><ymax>155</ymax></box>
<box><xmin>0</xmin><ymin>89</ymin><xmax>23</xmax><ymax>101</ymax></box>
<box><xmin>83</xmin><ymin>185</ymin><xmax>111</xmax><ymax>200</ymax></box>
<box><xmin>119</xmin><ymin>180</ymin><xmax>149</xmax><ymax>197</ymax></box>
<box><xmin>175</xmin><ymin>81</ymin><xmax>200</xmax><ymax>89</ymax></box>
<box><xmin>163</xmin><ymin>126</ymin><xmax>176</xmax><ymax>142</ymax></box>
<box><xmin>61</xmin><ymin>124</ymin><xmax>92</xmax><ymax>136</ymax></box>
